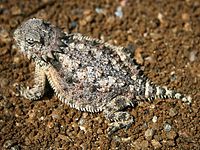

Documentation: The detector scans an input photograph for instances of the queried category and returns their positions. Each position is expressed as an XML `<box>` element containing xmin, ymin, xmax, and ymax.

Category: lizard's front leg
<box><xmin>20</xmin><ymin>64</ymin><xmax>46</xmax><ymax>100</ymax></box>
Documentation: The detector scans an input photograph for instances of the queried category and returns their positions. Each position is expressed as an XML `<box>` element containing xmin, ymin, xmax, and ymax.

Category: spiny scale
<box><xmin>13</xmin><ymin>18</ymin><xmax>192</xmax><ymax>135</ymax></box>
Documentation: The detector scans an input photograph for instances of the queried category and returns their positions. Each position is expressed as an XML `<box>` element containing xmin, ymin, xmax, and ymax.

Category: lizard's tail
<box><xmin>143</xmin><ymin>80</ymin><xmax>192</xmax><ymax>104</ymax></box>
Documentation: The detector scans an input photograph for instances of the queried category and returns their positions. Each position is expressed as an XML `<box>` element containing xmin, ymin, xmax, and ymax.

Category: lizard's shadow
<box><xmin>43</xmin><ymin>81</ymin><xmax>55</xmax><ymax>100</ymax></box>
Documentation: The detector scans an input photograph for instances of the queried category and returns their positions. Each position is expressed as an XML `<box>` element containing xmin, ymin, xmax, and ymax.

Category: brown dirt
<box><xmin>0</xmin><ymin>0</ymin><xmax>200</xmax><ymax>149</ymax></box>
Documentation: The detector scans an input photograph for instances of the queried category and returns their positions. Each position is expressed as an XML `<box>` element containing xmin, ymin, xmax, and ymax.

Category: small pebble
<box><xmin>150</xmin><ymin>33</ymin><xmax>163</xmax><ymax>40</ymax></box>
<box><xmin>164</xmin><ymin>123</ymin><xmax>172</xmax><ymax>132</ymax></box>
<box><xmin>169</xmin><ymin>108</ymin><xmax>178</xmax><ymax>117</ymax></box>
<box><xmin>189</xmin><ymin>51</ymin><xmax>197</xmax><ymax>62</ymax></box>
<box><xmin>184</xmin><ymin>22</ymin><xmax>192</xmax><ymax>31</ymax></box>
<box><xmin>10</xmin><ymin>6</ymin><xmax>21</xmax><ymax>15</ymax></box>
<box><xmin>165</xmin><ymin>140</ymin><xmax>175</xmax><ymax>146</ymax></box>
<box><xmin>115</xmin><ymin>6</ymin><xmax>123</xmax><ymax>18</ymax></box>
<box><xmin>79</xmin><ymin>125</ymin><xmax>86</xmax><ymax>132</ymax></box>
<box><xmin>150</xmin><ymin>104</ymin><xmax>155</xmax><ymax>109</ymax></box>
<box><xmin>145</xmin><ymin>128</ymin><xmax>154</xmax><ymax>140</ymax></box>
<box><xmin>47</xmin><ymin>121</ymin><xmax>54</xmax><ymax>128</ymax></box>
<box><xmin>39</xmin><ymin>116</ymin><xmax>44</xmax><ymax>121</ymax></box>
<box><xmin>0</xmin><ymin>29</ymin><xmax>11</xmax><ymax>43</ymax></box>
<box><xmin>10</xmin><ymin>145</ymin><xmax>20</xmax><ymax>150</ymax></box>
<box><xmin>95</xmin><ymin>7</ymin><xmax>104</xmax><ymax>14</ymax></box>
<box><xmin>167</xmin><ymin>130</ymin><xmax>177</xmax><ymax>140</ymax></box>
<box><xmin>140</xmin><ymin>140</ymin><xmax>149</xmax><ymax>149</ymax></box>
<box><xmin>1</xmin><ymin>77</ymin><xmax>9</xmax><ymax>87</ymax></box>
<box><xmin>157</xmin><ymin>13</ymin><xmax>164</xmax><ymax>23</ymax></box>
<box><xmin>182</xmin><ymin>13</ymin><xmax>190</xmax><ymax>21</ymax></box>
<box><xmin>151</xmin><ymin>139</ymin><xmax>162</xmax><ymax>149</ymax></box>
<box><xmin>170</xmin><ymin>72</ymin><xmax>177</xmax><ymax>81</ymax></box>
<box><xmin>13</xmin><ymin>56</ymin><xmax>21</xmax><ymax>64</ymax></box>
<box><xmin>120</xmin><ymin>0</ymin><xmax>128</xmax><ymax>7</ymax></box>
<box><xmin>51</xmin><ymin>110</ymin><xmax>61</xmax><ymax>119</ymax></box>
<box><xmin>70</xmin><ymin>21</ymin><xmax>77</xmax><ymax>29</ymax></box>
<box><xmin>133</xmin><ymin>139</ymin><xmax>148</xmax><ymax>149</ymax></box>
<box><xmin>145</xmin><ymin>56</ymin><xmax>155</xmax><ymax>64</ymax></box>
<box><xmin>152</xmin><ymin>116</ymin><xmax>158</xmax><ymax>123</ymax></box>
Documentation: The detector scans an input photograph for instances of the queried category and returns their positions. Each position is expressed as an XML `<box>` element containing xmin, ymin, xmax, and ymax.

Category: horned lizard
<box><xmin>13</xmin><ymin>18</ymin><xmax>191</xmax><ymax>135</ymax></box>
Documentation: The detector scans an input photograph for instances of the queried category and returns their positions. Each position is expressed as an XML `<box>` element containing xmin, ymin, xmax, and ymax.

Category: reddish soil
<box><xmin>0</xmin><ymin>0</ymin><xmax>199</xmax><ymax>149</ymax></box>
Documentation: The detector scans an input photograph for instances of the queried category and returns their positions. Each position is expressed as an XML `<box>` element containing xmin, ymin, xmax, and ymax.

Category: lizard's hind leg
<box><xmin>103</xmin><ymin>96</ymin><xmax>135</xmax><ymax>135</ymax></box>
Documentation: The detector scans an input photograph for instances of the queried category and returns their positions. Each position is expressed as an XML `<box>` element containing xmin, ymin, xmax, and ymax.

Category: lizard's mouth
<box><xmin>13</xmin><ymin>28</ymin><xmax>20</xmax><ymax>43</ymax></box>
<box><xmin>13</xmin><ymin>28</ymin><xmax>24</xmax><ymax>51</ymax></box>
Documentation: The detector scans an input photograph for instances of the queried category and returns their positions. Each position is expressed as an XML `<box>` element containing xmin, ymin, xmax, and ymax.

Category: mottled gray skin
<box><xmin>14</xmin><ymin>18</ymin><xmax>191</xmax><ymax>135</ymax></box>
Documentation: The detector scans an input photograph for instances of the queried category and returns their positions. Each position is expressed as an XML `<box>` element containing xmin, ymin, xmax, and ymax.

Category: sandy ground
<box><xmin>0</xmin><ymin>0</ymin><xmax>200</xmax><ymax>149</ymax></box>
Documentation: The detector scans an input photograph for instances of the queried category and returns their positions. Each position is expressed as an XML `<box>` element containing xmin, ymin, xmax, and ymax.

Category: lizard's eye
<box><xmin>25</xmin><ymin>30</ymin><xmax>41</xmax><ymax>47</ymax></box>
<box><xmin>26</xmin><ymin>38</ymin><xmax>35</xmax><ymax>46</ymax></box>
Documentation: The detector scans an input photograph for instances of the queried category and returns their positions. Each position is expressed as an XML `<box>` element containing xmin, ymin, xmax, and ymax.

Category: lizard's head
<box><xmin>14</xmin><ymin>18</ymin><xmax>65</xmax><ymax>61</ymax></box>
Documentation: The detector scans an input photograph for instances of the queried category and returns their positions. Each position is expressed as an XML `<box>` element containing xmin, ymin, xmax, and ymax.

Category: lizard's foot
<box><xmin>107</xmin><ymin>112</ymin><xmax>134</xmax><ymax>135</ymax></box>
<box><xmin>103</xmin><ymin>96</ymin><xmax>135</xmax><ymax>135</ymax></box>
<box><xmin>16</xmin><ymin>84</ymin><xmax>44</xmax><ymax>100</ymax></box>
